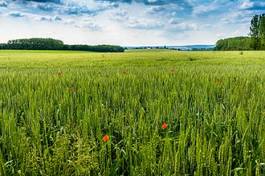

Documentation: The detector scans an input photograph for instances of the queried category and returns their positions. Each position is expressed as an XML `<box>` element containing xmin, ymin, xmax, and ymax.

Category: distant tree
<box><xmin>250</xmin><ymin>15</ymin><xmax>259</xmax><ymax>38</ymax></box>
<box><xmin>258</xmin><ymin>14</ymin><xmax>265</xmax><ymax>38</ymax></box>
<box><xmin>0</xmin><ymin>38</ymin><xmax>125</xmax><ymax>52</ymax></box>
<box><xmin>250</xmin><ymin>15</ymin><xmax>260</xmax><ymax>49</ymax></box>
<box><xmin>64</xmin><ymin>44</ymin><xmax>124</xmax><ymax>52</ymax></box>
<box><xmin>216</xmin><ymin>37</ymin><xmax>256</xmax><ymax>51</ymax></box>
<box><xmin>6</xmin><ymin>38</ymin><xmax>64</xmax><ymax>50</ymax></box>
<box><xmin>257</xmin><ymin>14</ymin><xmax>265</xmax><ymax>49</ymax></box>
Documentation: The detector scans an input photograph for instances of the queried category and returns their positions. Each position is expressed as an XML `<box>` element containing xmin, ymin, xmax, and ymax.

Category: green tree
<box><xmin>250</xmin><ymin>15</ymin><xmax>259</xmax><ymax>38</ymax></box>
<box><xmin>216</xmin><ymin>37</ymin><xmax>255</xmax><ymax>51</ymax></box>
<box><xmin>250</xmin><ymin>15</ymin><xmax>260</xmax><ymax>49</ymax></box>
<box><xmin>258</xmin><ymin>14</ymin><xmax>265</xmax><ymax>38</ymax></box>
<box><xmin>0</xmin><ymin>38</ymin><xmax>125</xmax><ymax>52</ymax></box>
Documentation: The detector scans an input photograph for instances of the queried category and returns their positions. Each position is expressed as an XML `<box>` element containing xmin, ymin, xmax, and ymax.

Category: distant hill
<box><xmin>168</xmin><ymin>45</ymin><xmax>215</xmax><ymax>50</ymax></box>
<box><xmin>126</xmin><ymin>45</ymin><xmax>215</xmax><ymax>51</ymax></box>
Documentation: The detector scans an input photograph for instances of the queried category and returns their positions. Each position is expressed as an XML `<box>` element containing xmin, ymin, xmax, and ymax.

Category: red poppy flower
<box><xmin>102</xmin><ymin>135</ymin><xmax>110</xmax><ymax>142</ymax></box>
<box><xmin>162</xmin><ymin>122</ymin><xmax>168</xmax><ymax>129</ymax></box>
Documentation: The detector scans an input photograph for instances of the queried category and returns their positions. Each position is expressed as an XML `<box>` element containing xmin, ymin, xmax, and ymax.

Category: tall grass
<box><xmin>0</xmin><ymin>50</ymin><xmax>264</xmax><ymax>175</ymax></box>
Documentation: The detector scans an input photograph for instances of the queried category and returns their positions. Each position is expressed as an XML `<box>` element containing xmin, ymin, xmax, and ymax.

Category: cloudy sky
<box><xmin>0</xmin><ymin>0</ymin><xmax>264</xmax><ymax>46</ymax></box>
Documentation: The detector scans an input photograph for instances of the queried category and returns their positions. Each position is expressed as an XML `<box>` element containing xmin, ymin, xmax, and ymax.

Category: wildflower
<box><xmin>102</xmin><ymin>135</ymin><xmax>110</xmax><ymax>142</ymax></box>
<box><xmin>162</xmin><ymin>122</ymin><xmax>168</xmax><ymax>129</ymax></box>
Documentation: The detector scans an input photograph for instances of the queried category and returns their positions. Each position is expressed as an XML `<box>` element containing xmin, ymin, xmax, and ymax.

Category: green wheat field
<box><xmin>0</xmin><ymin>50</ymin><xmax>265</xmax><ymax>176</ymax></box>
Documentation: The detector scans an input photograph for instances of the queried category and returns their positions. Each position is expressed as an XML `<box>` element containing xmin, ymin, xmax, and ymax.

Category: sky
<box><xmin>0</xmin><ymin>0</ymin><xmax>264</xmax><ymax>46</ymax></box>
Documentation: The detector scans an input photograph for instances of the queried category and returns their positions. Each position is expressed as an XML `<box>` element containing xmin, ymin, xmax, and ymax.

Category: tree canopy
<box><xmin>215</xmin><ymin>37</ymin><xmax>257</xmax><ymax>51</ymax></box>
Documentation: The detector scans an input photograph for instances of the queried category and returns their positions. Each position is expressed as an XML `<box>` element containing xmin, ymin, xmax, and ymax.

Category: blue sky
<box><xmin>0</xmin><ymin>0</ymin><xmax>264</xmax><ymax>45</ymax></box>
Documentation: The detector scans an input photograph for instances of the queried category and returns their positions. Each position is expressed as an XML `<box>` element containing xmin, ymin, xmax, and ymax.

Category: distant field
<box><xmin>0</xmin><ymin>50</ymin><xmax>265</xmax><ymax>175</ymax></box>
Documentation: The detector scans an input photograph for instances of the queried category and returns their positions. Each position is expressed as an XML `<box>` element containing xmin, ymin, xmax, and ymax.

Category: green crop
<box><xmin>0</xmin><ymin>50</ymin><xmax>264</xmax><ymax>175</ymax></box>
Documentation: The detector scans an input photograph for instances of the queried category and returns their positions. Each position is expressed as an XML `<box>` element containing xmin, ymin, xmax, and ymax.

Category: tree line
<box><xmin>0</xmin><ymin>38</ymin><xmax>125</xmax><ymax>52</ymax></box>
<box><xmin>216</xmin><ymin>14</ymin><xmax>265</xmax><ymax>50</ymax></box>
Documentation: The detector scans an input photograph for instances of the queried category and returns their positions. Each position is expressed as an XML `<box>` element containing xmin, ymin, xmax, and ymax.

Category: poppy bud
<box><xmin>162</xmin><ymin>122</ymin><xmax>168</xmax><ymax>129</ymax></box>
<box><xmin>102</xmin><ymin>135</ymin><xmax>110</xmax><ymax>142</ymax></box>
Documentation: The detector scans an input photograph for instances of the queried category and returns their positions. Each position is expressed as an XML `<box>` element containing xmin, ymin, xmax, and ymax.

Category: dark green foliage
<box><xmin>250</xmin><ymin>15</ymin><xmax>259</xmax><ymax>38</ymax></box>
<box><xmin>216</xmin><ymin>37</ymin><xmax>265</xmax><ymax>51</ymax></box>
<box><xmin>5</xmin><ymin>38</ymin><xmax>64</xmax><ymax>50</ymax></box>
<box><xmin>258</xmin><ymin>14</ymin><xmax>265</xmax><ymax>38</ymax></box>
<box><xmin>63</xmin><ymin>44</ymin><xmax>125</xmax><ymax>52</ymax></box>
<box><xmin>250</xmin><ymin>15</ymin><xmax>260</xmax><ymax>49</ymax></box>
<box><xmin>0</xmin><ymin>38</ymin><xmax>125</xmax><ymax>52</ymax></box>
<box><xmin>216</xmin><ymin>37</ymin><xmax>256</xmax><ymax>51</ymax></box>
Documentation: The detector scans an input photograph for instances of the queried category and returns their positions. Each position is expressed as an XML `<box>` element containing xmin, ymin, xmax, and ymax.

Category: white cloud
<box><xmin>127</xmin><ymin>18</ymin><xmax>163</xmax><ymax>29</ymax></box>
<box><xmin>240</xmin><ymin>1</ymin><xmax>254</xmax><ymax>10</ymax></box>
